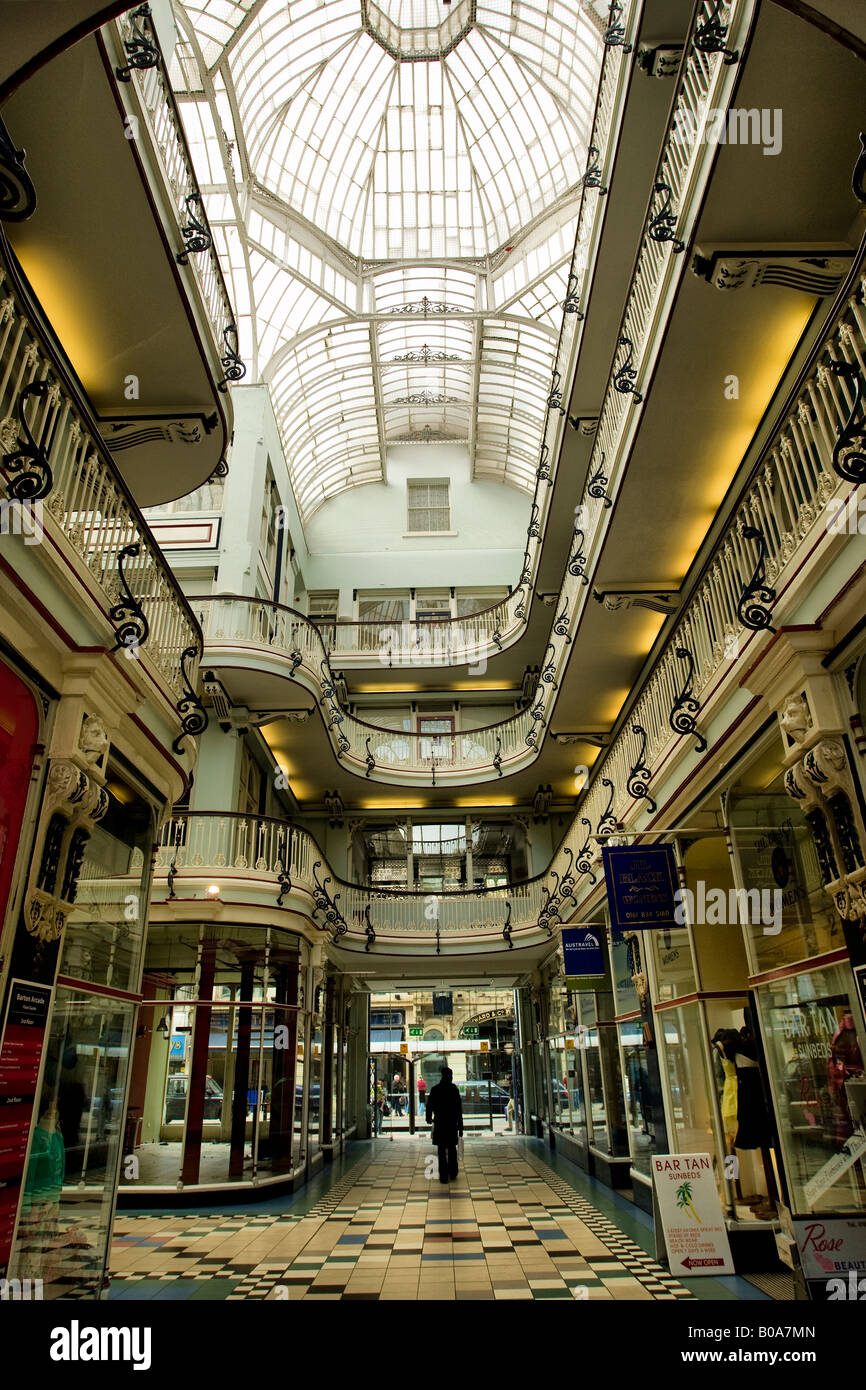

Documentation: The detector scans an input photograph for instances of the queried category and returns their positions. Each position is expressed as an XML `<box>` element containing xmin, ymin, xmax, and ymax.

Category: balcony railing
<box><xmin>0</xmin><ymin>233</ymin><xmax>203</xmax><ymax>714</ymax></box>
<box><xmin>155</xmin><ymin>812</ymin><xmax>546</xmax><ymax>940</ymax></box>
<box><xmin>111</xmin><ymin>4</ymin><xmax>242</xmax><ymax>388</ymax></box>
<box><xmin>195</xmin><ymin>594</ymin><xmax>536</xmax><ymax>782</ymax></box>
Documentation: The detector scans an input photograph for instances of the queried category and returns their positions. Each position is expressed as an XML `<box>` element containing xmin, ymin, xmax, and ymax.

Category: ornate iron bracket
<box><xmin>582</xmin><ymin>145</ymin><xmax>608</xmax><ymax>194</ymax></box>
<box><xmin>693</xmin><ymin>2</ymin><xmax>739</xmax><ymax>64</ymax></box>
<box><xmin>576</xmin><ymin>818</ymin><xmax>597</xmax><ymax>884</ymax></box>
<box><xmin>172</xmin><ymin>644</ymin><xmax>209</xmax><ymax>753</ymax></box>
<box><xmin>276</xmin><ymin>867</ymin><xmax>292</xmax><ymax>906</ymax></box>
<box><xmin>289</xmin><ymin>648</ymin><xmax>303</xmax><ymax>677</ymax></box>
<box><xmin>613</xmin><ymin>336</ymin><xmax>643</xmax><ymax>402</ymax></box>
<box><xmin>503</xmin><ymin>900</ymin><xmax>513</xmax><ymax>950</ymax></box>
<box><xmin>825</xmin><ymin>358</ymin><xmax>866</xmax><ymax>484</ymax></box>
<box><xmin>435</xmin><ymin>928</ymin><xmax>441</xmax><ymax>956</ymax></box>
<box><xmin>853</xmin><ymin>132</ymin><xmax>866</xmax><ymax>205</ymax></box>
<box><xmin>587</xmin><ymin>457</ymin><xmax>612</xmax><ymax>509</ymax></box>
<box><xmin>3</xmin><ymin>380</ymin><xmax>55</xmax><ymax>501</ymax></box>
<box><xmin>364</xmin><ymin>903</ymin><xmax>376</xmax><ymax>952</ymax></box>
<box><xmin>559</xmin><ymin>848</ymin><xmax>577</xmax><ymax>905</ymax></box>
<box><xmin>540</xmin><ymin>643</ymin><xmax>558</xmax><ymax>689</ymax></box>
<box><xmin>109</xmin><ymin>542</ymin><xmax>151</xmax><ymax>654</ymax></box>
<box><xmin>320</xmin><ymin>659</ymin><xmax>336</xmax><ymax>699</ymax></box>
<box><xmin>669</xmin><ymin>645</ymin><xmax>707</xmax><ymax>752</ymax></box>
<box><xmin>536</xmin><ymin>443</ymin><xmax>552</xmax><ymax>483</ymax></box>
<box><xmin>0</xmin><ymin>115</ymin><xmax>37</xmax><ymax>222</ymax></box>
<box><xmin>526</xmin><ymin>503</ymin><xmax>540</xmax><ymax>539</ymax></box>
<box><xmin>217</xmin><ymin>323</ymin><xmax>246</xmax><ymax>392</ymax></box>
<box><xmin>736</xmin><ymin>525</ymin><xmax>776</xmax><ymax>631</ymax></box>
<box><xmin>553</xmin><ymin>600</ymin><xmax>571</xmax><ymax>644</ymax></box>
<box><xmin>603</xmin><ymin>2</ymin><xmax>632</xmax><ymax>50</ymax></box>
<box><xmin>627</xmin><ymin>723</ymin><xmax>657</xmax><ymax>813</ymax></box>
<box><xmin>115</xmin><ymin>4</ymin><xmax>160</xmax><ymax>81</ymax></box>
<box><xmin>365</xmin><ymin>737</ymin><xmax>376</xmax><ymax>778</ymax></box>
<box><xmin>568</xmin><ymin>529</ymin><xmax>589</xmax><ymax>584</ymax></box>
<box><xmin>547</xmin><ymin>370</ymin><xmax>563</xmax><ymax>411</ymax></box>
<box><xmin>562</xmin><ymin>272</ymin><xmax>584</xmax><ymax>318</ymax></box>
<box><xmin>493</xmin><ymin>735</ymin><xmax>503</xmax><ymax>778</ymax></box>
<box><xmin>647</xmin><ymin>181</ymin><xmax>684</xmax><ymax>253</ymax></box>
<box><xmin>596</xmin><ymin>778</ymin><xmax>618</xmax><ymax>838</ymax></box>
<box><xmin>176</xmin><ymin>193</ymin><xmax>212</xmax><ymax>263</ymax></box>
<box><xmin>514</xmin><ymin>586</ymin><xmax>527</xmax><ymax>621</ymax></box>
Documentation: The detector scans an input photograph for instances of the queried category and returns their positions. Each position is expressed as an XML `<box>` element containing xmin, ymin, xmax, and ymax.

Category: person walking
<box><xmin>392</xmin><ymin>1072</ymin><xmax>405</xmax><ymax>1117</ymax></box>
<box><xmin>374</xmin><ymin>1079</ymin><xmax>386</xmax><ymax>1135</ymax></box>
<box><xmin>425</xmin><ymin>1066</ymin><xmax>463</xmax><ymax>1183</ymax></box>
<box><xmin>417</xmin><ymin>1074</ymin><xmax>427</xmax><ymax>1118</ymax></box>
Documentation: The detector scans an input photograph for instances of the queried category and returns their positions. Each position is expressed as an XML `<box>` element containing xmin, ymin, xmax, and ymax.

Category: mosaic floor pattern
<box><xmin>110</xmin><ymin>1138</ymin><xmax>696</xmax><ymax>1301</ymax></box>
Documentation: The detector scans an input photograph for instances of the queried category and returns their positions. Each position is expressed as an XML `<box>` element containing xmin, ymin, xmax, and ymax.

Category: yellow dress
<box><xmin>720</xmin><ymin>1055</ymin><xmax>738</xmax><ymax>1136</ymax></box>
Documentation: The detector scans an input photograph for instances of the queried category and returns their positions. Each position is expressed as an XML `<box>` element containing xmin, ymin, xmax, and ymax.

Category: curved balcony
<box><xmin>0</xmin><ymin>227</ymin><xmax>205</xmax><ymax>743</ymax></box>
<box><xmin>154</xmin><ymin>812</ymin><xmax>550</xmax><ymax>953</ymax></box>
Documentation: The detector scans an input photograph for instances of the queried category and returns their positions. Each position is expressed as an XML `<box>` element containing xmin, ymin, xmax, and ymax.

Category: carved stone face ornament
<box><xmin>780</xmin><ymin>693</ymin><xmax>811</xmax><ymax>746</ymax></box>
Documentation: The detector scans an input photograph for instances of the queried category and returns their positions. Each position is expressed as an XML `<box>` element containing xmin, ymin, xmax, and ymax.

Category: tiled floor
<box><xmin>109</xmin><ymin>1137</ymin><xmax>702</xmax><ymax>1301</ymax></box>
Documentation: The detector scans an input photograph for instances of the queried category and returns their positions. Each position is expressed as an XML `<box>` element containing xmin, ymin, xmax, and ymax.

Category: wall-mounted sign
<box><xmin>408</xmin><ymin>1027</ymin><xmax>423</xmax><ymax>1037</ymax></box>
<box><xmin>652</xmin><ymin>1152</ymin><xmax>734</xmax><ymax>1276</ymax></box>
<box><xmin>795</xmin><ymin>1216</ymin><xmax>866</xmax><ymax>1281</ymax></box>
<box><xmin>561</xmin><ymin>926</ymin><xmax>605</xmax><ymax>979</ymax></box>
<box><xmin>602</xmin><ymin>844</ymin><xmax>679</xmax><ymax>932</ymax></box>
<box><xmin>169</xmin><ymin>1035</ymin><xmax>186</xmax><ymax>1059</ymax></box>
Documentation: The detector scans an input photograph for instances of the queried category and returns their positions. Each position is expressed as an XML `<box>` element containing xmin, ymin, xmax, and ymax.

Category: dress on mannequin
<box><xmin>827</xmin><ymin>1011</ymin><xmax>864</xmax><ymax>1146</ymax></box>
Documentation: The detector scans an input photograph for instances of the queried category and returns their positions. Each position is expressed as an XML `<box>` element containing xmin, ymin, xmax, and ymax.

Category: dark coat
<box><xmin>426</xmin><ymin>1080</ymin><xmax>463</xmax><ymax>1146</ymax></box>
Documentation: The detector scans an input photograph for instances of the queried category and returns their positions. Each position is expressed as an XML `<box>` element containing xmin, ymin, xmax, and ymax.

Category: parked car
<box><xmin>164</xmin><ymin>1073</ymin><xmax>223</xmax><ymax>1123</ymax></box>
<box><xmin>455</xmin><ymin>1081</ymin><xmax>510</xmax><ymax>1116</ymax></box>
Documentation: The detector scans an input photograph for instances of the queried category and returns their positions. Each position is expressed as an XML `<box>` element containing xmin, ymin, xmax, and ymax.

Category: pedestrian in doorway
<box><xmin>426</xmin><ymin>1066</ymin><xmax>463</xmax><ymax>1183</ymax></box>
<box><xmin>374</xmin><ymin>1079</ymin><xmax>386</xmax><ymax>1135</ymax></box>
<box><xmin>392</xmin><ymin>1072</ymin><xmax>405</xmax><ymax>1117</ymax></box>
<box><xmin>417</xmin><ymin>1074</ymin><xmax>427</xmax><ymax>1117</ymax></box>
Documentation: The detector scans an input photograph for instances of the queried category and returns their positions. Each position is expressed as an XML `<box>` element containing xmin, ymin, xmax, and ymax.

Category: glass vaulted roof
<box><xmin>171</xmin><ymin>0</ymin><xmax>608</xmax><ymax>519</ymax></box>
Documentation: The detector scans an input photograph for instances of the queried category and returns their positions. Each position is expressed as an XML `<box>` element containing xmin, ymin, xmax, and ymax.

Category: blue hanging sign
<box><xmin>602</xmin><ymin>843</ymin><xmax>679</xmax><ymax>932</ymax></box>
<box><xmin>561</xmin><ymin>926</ymin><xmax>605</xmax><ymax>979</ymax></box>
<box><xmin>169</xmin><ymin>1034</ymin><xmax>186</xmax><ymax>1059</ymax></box>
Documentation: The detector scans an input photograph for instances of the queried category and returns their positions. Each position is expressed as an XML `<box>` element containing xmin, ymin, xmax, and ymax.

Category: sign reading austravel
<box><xmin>602</xmin><ymin>844</ymin><xmax>679</xmax><ymax>932</ymax></box>
<box><xmin>561</xmin><ymin>926</ymin><xmax>605</xmax><ymax>980</ymax></box>
<box><xmin>652</xmin><ymin>1152</ymin><xmax>735</xmax><ymax>1276</ymax></box>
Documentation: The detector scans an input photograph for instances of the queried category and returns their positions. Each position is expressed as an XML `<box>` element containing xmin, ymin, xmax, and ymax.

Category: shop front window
<box><xmin>619</xmin><ymin>1021</ymin><xmax>664</xmax><ymax>1178</ymax></box>
<box><xmin>756</xmin><ymin>963</ymin><xmax>866</xmax><ymax>1215</ymax></box>
<box><xmin>9</xmin><ymin>988</ymin><xmax>135</xmax><ymax>1297</ymax></box>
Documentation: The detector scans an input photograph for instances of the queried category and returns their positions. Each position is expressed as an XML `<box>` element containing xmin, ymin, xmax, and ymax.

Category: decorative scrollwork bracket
<box><xmin>825</xmin><ymin>358</ymin><xmax>866</xmax><ymax>484</ymax></box>
<box><xmin>736</xmin><ymin>525</ymin><xmax>776</xmax><ymax>632</ymax></box>
<box><xmin>3</xmin><ymin>380</ymin><xmax>55</xmax><ymax>501</ymax></box>
<box><xmin>0</xmin><ymin>115</ymin><xmax>37</xmax><ymax>222</ymax></box>
<box><xmin>109</xmin><ymin>542</ymin><xmax>151</xmax><ymax>654</ymax></box>
<box><xmin>647</xmin><ymin>181</ymin><xmax>684</xmax><ymax>253</ymax></box>
<box><xmin>217</xmin><ymin>323</ymin><xmax>246</xmax><ymax>392</ymax></box>
<box><xmin>669</xmin><ymin>645</ymin><xmax>707</xmax><ymax>752</ymax></box>
<box><xmin>603</xmin><ymin>1</ymin><xmax>632</xmax><ymax>51</ymax></box>
<box><xmin>693</xmin><ymin>2</ymin><xmax>739</xmax><ymax>64</ymax></box>
<box><xmin>627</xmin><ymin>723</ymin><xmax>657</xmax><ymax>813</ymax></box>
<box><xmin>613</xmin><ymin>336</ymin><xmax>643</xmax><ymax>403</ymax></box>
<box><xmin>176</xmin><ymin>193</ymin><xmax>213</xmax><ymax>263</ymax></box>
<box><xmin>172</xmin><ymin>644</ymin><xmax>209</xmax><ymax>753</ymax></box>
<box><xmin>115</xmin><ymin>4</ymin><xmax>161</xmax><ymax>81</ymax></box>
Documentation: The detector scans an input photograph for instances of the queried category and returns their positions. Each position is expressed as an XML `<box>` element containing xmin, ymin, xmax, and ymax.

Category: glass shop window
<box><xmin>619</xmin><ymin>1020</ymin><xmax>664</xmax><ymax>1178</ymax></box>
<box><xmin>9</xmin><ymin>989</ymin><xmax>136</xmax><ymax>1298</ymax></box>
<box><xmin>756</xmin><ymin>963</ymin><xmax>866</xmax><ymax>1215</ymax></box>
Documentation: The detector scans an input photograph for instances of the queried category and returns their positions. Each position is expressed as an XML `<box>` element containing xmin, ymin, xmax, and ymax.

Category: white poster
<box><xmin>652</xmin><ymin>1153</ymin><xmax>735</xmax><ymax>1276</ymax></box>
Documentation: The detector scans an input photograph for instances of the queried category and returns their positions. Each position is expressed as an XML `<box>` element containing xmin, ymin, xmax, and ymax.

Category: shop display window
<box><xmin>59</xmin><ymin>774</ymin><xmax>154</xmax><ymax>995</ymax></box>
<box><xmin>649</xmin><ymin>924</ymin><xmax>696</xmax><ymax>1003</ymax></box>
<box><xmin>618</xmin><ymin>1020</ymin><xmax>664</xmax><ymax>1177</ymax></box>
<box><xmin>729</xmin><ymin>783</ymin><xmax>843</xmax><ymax>972</ymax></box>
<box><xmin>611</xmin><ymin>931</ymin><xmax>640</xmax><ymax>1016</ymax></box>
<box><xmin>9</xmin><ymin>988</ymin><xmax>135</xmax><ymax>1297</ymax></box>
<box><xmin>756</xmin><ymin>963</ymin><xmax>866</xmax><ymax>1215</ymax></box>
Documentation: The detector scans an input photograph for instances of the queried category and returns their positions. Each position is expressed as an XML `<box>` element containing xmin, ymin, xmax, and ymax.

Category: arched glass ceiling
<box><xmin>171</xmin><ymin>0</ymin><xmax>607</xmax><ymax>519</ymax></box>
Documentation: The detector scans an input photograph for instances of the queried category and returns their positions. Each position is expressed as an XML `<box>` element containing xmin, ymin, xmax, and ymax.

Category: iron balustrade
<box><xmin>0</xmin><ymin>241</ymin><xmax>202</xmax><ymax>706</ymax></box>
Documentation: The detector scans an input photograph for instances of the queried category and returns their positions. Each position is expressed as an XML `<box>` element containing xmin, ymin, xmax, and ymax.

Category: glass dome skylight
<box><xmin>171</xmin><ymin>0</ymin><xmax>608</xmax><ymax>518</ymax></box>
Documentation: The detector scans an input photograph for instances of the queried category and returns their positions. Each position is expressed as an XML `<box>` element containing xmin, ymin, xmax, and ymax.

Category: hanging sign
<box><xmin>561</xmin><ymin>926</ymin><xmax>605</xmax><ymax>981</ymax></box>
<box><xmin>652</xmin><ymin>1152</ymin><xmax>735</xmax><ymax>1276</ymax></box>
<box><xmin>602</xmin><ymin>844</ymin><xmax>679</xmax><ymax>932</ymax></box>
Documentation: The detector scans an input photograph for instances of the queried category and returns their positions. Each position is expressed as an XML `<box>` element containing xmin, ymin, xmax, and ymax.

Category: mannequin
<box><xmin>723</xmin><ymin>1019</ymin><xmax>779</xmax><ymax>1219</ymax></box>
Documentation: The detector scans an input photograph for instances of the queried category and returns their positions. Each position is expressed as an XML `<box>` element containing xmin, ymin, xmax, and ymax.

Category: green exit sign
<box><xmin>408</xmin><ymin>1027</ymin><xmax>423</xmax><ymax>1036</ymax></box>
<box><xmin>463</xmin><ymin>1026</ymin><xmax>479</xmax><ymax>1038</ymax></box>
